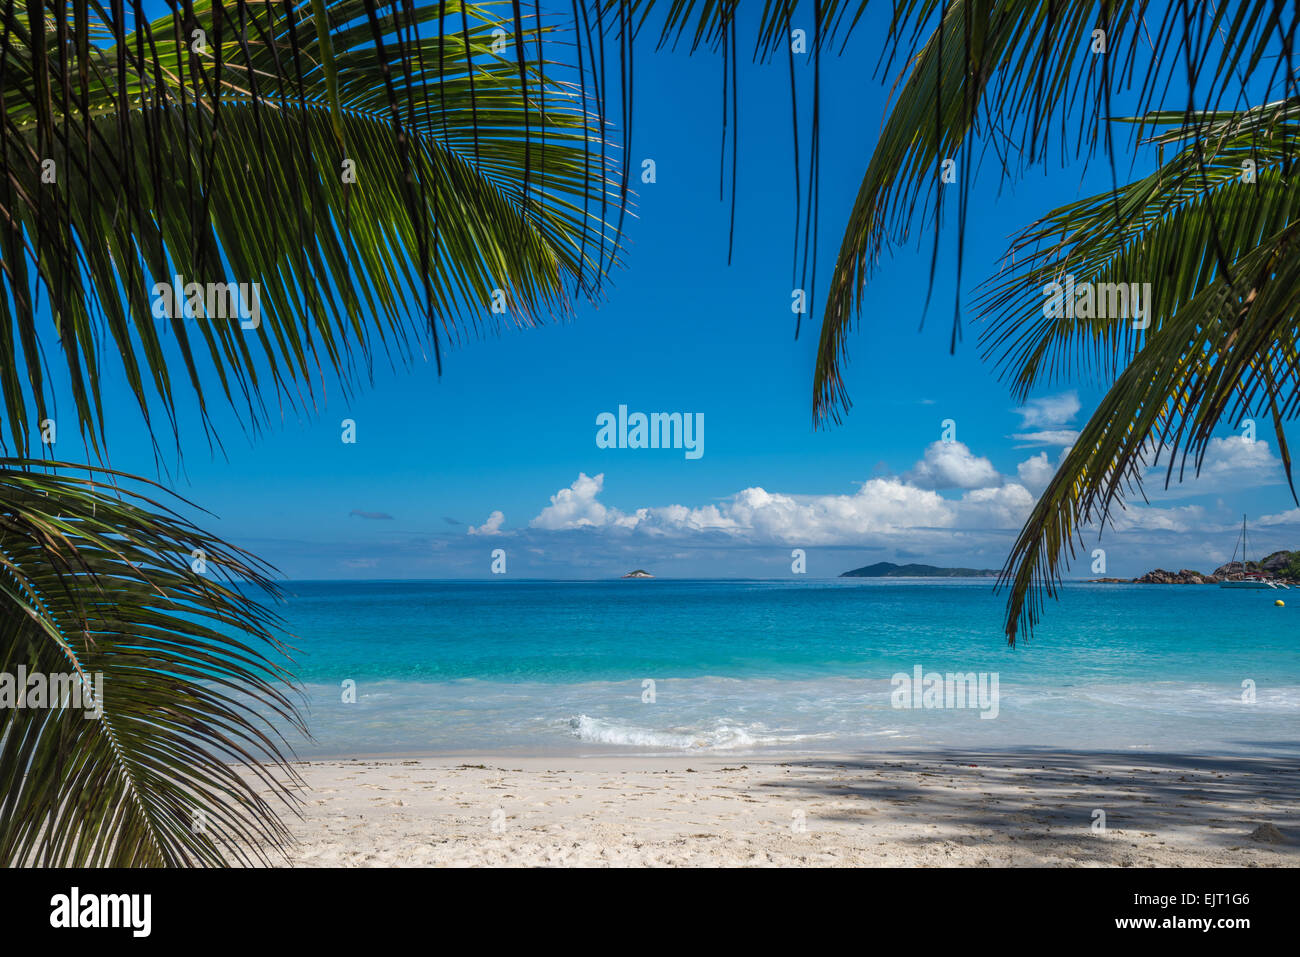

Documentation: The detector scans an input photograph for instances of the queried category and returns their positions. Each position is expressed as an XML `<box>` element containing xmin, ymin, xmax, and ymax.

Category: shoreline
<box><xmin>274</xmin><ymin>740</ymin><xmax>1300</xmax><ymax>763</ymax></box>
<box><xmin>245</xmin><ymin>748</ymin><xmax>1300</xmax><ymax>867</ymax></box>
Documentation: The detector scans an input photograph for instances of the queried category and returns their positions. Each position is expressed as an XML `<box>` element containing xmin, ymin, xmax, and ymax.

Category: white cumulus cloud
<box><xmin>530</xmin><ymin>473</ymin><xmax>639</xmax><ymax>530</ymax></box>
<box><xmin>903</xmin><ymin>440</ymin><xmax>1002</xmax><ymax>490</ymax></box>
<box><xmin>1145</xmin><ymin>435</ymin><xmax>1282</xmax><ymax>495</ymax></box>
<box><xmin>467</xmin><ymin>510</ymin><xmax>506</xmax><ymax>535</ymax></box>
<box><xmin>520</xmin><ymin>471</ymin><xmax>1038</xmax><ymax>546</ymax></box>
<box><xmin>1015</xmin><ymin>452</ymin><xmax>1056</xmax><ymax>494</ymax></box>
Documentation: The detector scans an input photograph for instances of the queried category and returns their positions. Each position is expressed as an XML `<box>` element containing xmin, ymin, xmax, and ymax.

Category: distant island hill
<box><xmin>840</xmin><ymin>562</ymin><xmax>999</xmax><ymax>578</ymax></box>
<box><xmin>619</xmin><ymin>556</ymin><xmax>1300</xmax><ymax>582</ymax></box>
<box><xmin>1092</xmin><ymin>550</ymin><xmax>1300</xmax><ymax>584</ymax></box>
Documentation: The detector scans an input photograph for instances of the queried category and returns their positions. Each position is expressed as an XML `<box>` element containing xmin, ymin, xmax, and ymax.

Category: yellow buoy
<box><xmin>1276</xmin><ymin>599</ymin><xmax>1285</xmax><ymax>607</ymax></box>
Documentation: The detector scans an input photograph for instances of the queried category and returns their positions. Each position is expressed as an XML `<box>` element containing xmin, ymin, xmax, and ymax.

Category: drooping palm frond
<box><xmin>1</xmin><ymin>0</ymin><xmax>619</xmax><ymax>461</ymax></box>
<box><xmin>1</xmin><ymin>0</ymin><xmax>629</xmax><ymax>869</ymax></box>
<box><xmin>979</xmin><ymin>99</ymin><xmax>1300</xmax><ymax>399</ymax></box>
<box><xmin>801</xmin><ymin>0</ymin><xmax>1298</xmax><ymax>426</ymax></box>
<box><xmin>976</xmin><ymin>103</ymin><xmax>1300</xmax><ymax>644</ymax></box>
<box><xmin>587</xmin><ymin>2</ymin><xmax>1298</xmax><ymax>428</ymax></box>
<box><xmin>0</xmin><ymin>460</ymin><xmax>305</xmax><ymax>866</ymax></box>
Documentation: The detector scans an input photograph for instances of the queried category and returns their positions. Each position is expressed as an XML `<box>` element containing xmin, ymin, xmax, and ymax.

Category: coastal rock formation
<box><xmin>1261</xmin><ymin>550</ymin><xmax>1294</xmax><ymax>573</ymax></box>
<box><xmin>1092</xmin><ymin>548</ymin><xmax>1300</xmax><ymax>583</ymax></box>
<box><xmin>1131</xmin><ymin>568</ymin><xmax>1218</xmax><ymax>585</ymax></box>
<box><xmin>1211</xmin><ymin>549</ymin><xmax>1298</xmax><ymax>579</ymax></box>
<box><xmin>1212</xmin><ymin>561</ymin><xmax>1258</xmax><ymax>578</ymax></box>
<box><xmin>621</xmin><ymin>569</ymin><xmax>654</xmax><ymax>579</ymax></box>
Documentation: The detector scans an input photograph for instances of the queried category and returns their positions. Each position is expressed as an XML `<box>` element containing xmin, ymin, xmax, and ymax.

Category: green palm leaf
<box><xmin>0</xmin><ymin>0</ymin><xmax>618</xmax><ymax>867</ymax></box>
<box><xmin>0</xmin><ymin>460</ymin><xmax>305</xmax><ymax>866</ymax></box>
<box><xmin>979</xmin><ymin>100</ymin><xmax>1300</xmax><ymax>398</ymax></box>
<box><xmin>2</xmin><ymin>0</ymin><xmax>617</xmax><ymax>459</ymax></box>
<box><xmin>979</xmin><ymin>104</ymin><xmax>1300</xmax><ymax>643</ymax></box>
<box><xmin>798</xmin><ymin>0</ymin><xmax>1293</xmax><ymax>426</ymax></box>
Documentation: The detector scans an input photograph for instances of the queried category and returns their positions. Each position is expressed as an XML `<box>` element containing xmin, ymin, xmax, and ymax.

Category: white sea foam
<box><xmin>567</xmin><ymin>714</ymin><xmax>827</xmax><ymax>751</ymax></box>
<box><xmin>279</xmin><ymin>675</ymin><xmax>1300</xmax><ymax>757</ymax></box>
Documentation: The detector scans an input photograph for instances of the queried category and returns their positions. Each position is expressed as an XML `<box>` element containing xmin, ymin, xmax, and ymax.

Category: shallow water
<box><xmin>260</xmin><ymin>579</ymin><xmax>1300</xmax><ymax>757</ymax></box>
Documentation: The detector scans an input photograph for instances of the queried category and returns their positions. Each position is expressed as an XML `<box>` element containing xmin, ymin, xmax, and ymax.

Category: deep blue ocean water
<box><xmin>260</xmin><ymin>579</ymin><xmax>1300</xmax><ymax>757</ymax></box>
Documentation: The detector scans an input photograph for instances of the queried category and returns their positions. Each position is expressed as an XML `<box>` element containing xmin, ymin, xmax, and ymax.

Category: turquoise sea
<box><xmin>266</xmin><ymin>579</ymin><xmax>1300</xmax><ymax>757</ymax></box>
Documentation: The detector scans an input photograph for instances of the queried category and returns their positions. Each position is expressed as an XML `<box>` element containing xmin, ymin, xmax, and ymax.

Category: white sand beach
<box><xmin>254</xmin><ymin>750</ymin><xmax>1300</xmax><ymax>867</ymax></box>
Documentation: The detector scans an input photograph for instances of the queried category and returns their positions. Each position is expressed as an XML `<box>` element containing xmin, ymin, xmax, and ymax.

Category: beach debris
<box><xmin>1248</xmin><ymin>822</ymin><xmax>1288</xmax><ymax>844</ymax></box>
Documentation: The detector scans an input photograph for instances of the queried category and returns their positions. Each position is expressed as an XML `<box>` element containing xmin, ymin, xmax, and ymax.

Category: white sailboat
<box><xmin>1219</xmin><ymin>514</ymin><xmax>1283</xmax><ymax>588</ymax></box>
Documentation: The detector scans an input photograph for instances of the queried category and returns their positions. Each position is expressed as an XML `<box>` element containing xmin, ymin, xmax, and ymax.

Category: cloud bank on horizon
<box><xmin>520</xmin><ymin>451</ymin><xmax>1034</xmax><ymax>544</ymax></box>
<box><xmin>248</xmin><ymin>392</ymin><xmax>1294</xmax><ymax>579</ymax></box>
<box><xmin>467</xmin><ymin>405</ymin><xmax>1282</xmax><ymax>555</ymax></box>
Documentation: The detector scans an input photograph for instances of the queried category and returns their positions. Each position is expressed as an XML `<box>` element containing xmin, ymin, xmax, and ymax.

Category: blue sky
<box><xmin>54</xmin><ymin>5</ymin><xmax>1300</xmax><ymax>579</ymax></box>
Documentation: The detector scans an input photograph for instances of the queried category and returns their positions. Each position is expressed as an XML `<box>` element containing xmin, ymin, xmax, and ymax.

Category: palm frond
<box><xmin>0</xmin><ymin>460</ymin><xmax>304</xmax><ymax>866</ymax></box>
<box><xmin>978</xmin><ymin>99</ymin><xmax>1300</xmax><ymax>399</ymax></box>
<box><xmin>1</xmin><ymin>0</ymin><xmax>619</xmax><ymax>460</ymax></box>
<box><xmin>985</xmin><ymin>108</ymin><xmax>1300</xmax><ymax>643</ymax></box>
<box><xmin>805</xmin><ymin>0</ymin><xmax>1297</xmax><ymax>426</ymax></box>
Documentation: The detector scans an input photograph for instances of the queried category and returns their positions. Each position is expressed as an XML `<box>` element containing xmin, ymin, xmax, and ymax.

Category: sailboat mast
<box><xmin>1220</xmin><ymin>513</ymin><xmax>1270</xmax><ymax>588</ymax></box>
<box><xmin>1243</xmin><ymin>514</ymin><xmax>1249</xmax><ymax>573</ymax></box>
